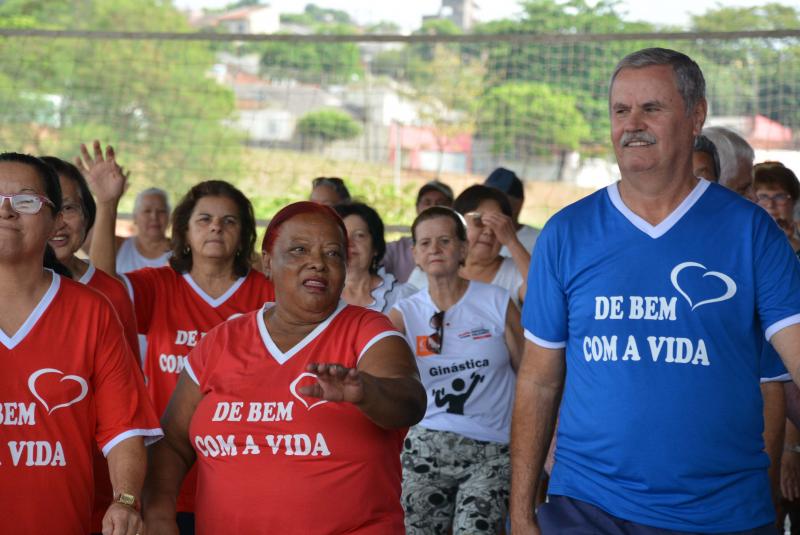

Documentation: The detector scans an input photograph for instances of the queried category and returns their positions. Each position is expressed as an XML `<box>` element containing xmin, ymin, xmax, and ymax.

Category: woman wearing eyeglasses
<box><xmin>41</xmin><ymin>156</ymin><xmax>144</xmax><ymax>534</ymax></box>
<box><xmin>143</xmin><ymin>201</ymin><xmax>426</xmax><ymax>534</ymax></box>
<box><xmin>83</xmin><ymin>142</ymin><xmax>275</xmax><ymax>534</ymax></box>
<box><xmin>388</xmin><ymin>206</ymin><xmax>523</xmax><ymax>535</ymax></box>
<box><xmin>753</xmin><ymin>162</ymin><xmax>800</xmax><ymax>255</ymax></box>
<box><xmin>0</xmin><ymin>153</ymin><xmax>160</xmax><ymax>535</ymax></box>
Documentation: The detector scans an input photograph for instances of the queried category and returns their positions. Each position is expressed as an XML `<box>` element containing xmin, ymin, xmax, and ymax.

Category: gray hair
<box><xmin>133</xmin><ymin>187</ymin><xmax>171</xmax><ymax>215</ymax></box>
<box><xmin>701</xmin><ymin>126</ymin><xmax>755</xmax><ymax>182</ymax></box>
<box><xmin>610</xmin><ymin>48</ymin><xmax>706</xmax><ymax>116</ymax></box>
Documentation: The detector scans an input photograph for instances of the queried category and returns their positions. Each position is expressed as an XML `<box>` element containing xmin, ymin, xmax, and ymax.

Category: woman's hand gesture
<box><xmin>300</xmin><ymin>363</ymin><xmax>366</xmax><ymax>405</ymax></box>
<box><xmin>76</xmin><ymin>140</ymin><xmax>128</xmax><ymax>204</ymax></box>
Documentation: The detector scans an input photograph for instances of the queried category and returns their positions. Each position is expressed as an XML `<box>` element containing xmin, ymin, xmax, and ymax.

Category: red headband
<box><xmin>262</xmin><ymin>201</ymin><xmax>348</xmax><ymax>254</ymax></box>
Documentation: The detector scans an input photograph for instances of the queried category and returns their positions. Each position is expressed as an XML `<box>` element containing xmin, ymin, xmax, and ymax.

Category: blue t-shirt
<box><xmin>522</xmin><ymin>179</ymin><xmax>800</xmax><ymax>532</ymax></box>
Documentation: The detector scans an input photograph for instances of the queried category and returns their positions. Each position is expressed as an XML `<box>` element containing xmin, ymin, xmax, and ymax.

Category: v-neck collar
<box><xmin>257</xmin><ymin>300</ymin><xmax>347</xmax><ymax>365</ymax></box>
<box><xmin>78</xmin><ymin>262</ymin><xmax>95</xmax><ymax>285</ymax></box>
<box><xmin>182</xmin><ymin>272</ymin><xmax>247</xmax><ymax>308</ymax></box>
<box><xmin>0</xmin><ymin>271</ymin><xmax>60</xmax><ymax>350</ymax></box>
<box><xmin>606</xmin><ymin>178</ymin><xmax>709</xmax><ymax>239</ymax></box>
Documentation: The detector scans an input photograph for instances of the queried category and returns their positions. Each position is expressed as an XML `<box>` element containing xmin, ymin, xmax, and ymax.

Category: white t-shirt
<box><xmin>392</xmin><ymin>281</ymin><xmax>515</xmax><ymax>443</ymax></box>
<box><xmin>116</xmin><ymin>237</ymin><xmax>171</xmax><ymax>274</ymax></box>
<box><xmin>500</xmin><ymin>224</ymin><xmax>540</xmax><ymax>257</ymax></box>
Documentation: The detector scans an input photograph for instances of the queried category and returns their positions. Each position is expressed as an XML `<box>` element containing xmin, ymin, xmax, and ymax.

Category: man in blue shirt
<box><xmin>510</xmin><ymin>47</ymin><xmax>800</xmax><ymax>534</ymax></box>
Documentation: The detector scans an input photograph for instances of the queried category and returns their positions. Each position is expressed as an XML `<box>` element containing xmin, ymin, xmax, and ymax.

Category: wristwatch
<box><xmin>114</xmin><ymin>492</ymin><xmax>140</xmax><ymax>511</ymax></box>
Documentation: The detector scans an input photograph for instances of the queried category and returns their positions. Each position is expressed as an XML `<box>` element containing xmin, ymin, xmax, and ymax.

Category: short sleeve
<box><xmin>521</xmin><ymin>222</ymin><xmax>568</xmax><ymax>349</ymax></box>
<box><xmin>354</xmin><ymin>309</ymin><xmax>405</xmax><ymax>364</ymax></box>
<box><xmin>760</xmin><ymin>342</ymin><xmax>790</xmax><ymax>382</ymax></box>
<box><xmin>122</xmin><ymin>268</ymin><xmax>163</xmax><ymax>335</ymax></box>
<box><xmin>752</xmin><ymin>214</ymin><xmax>800</xmax><ymax>341</ymax></box>
<box><xmin>92</xmin><ymin>300</ymin><xmax>162</xmax><ymax>454</ymax></box>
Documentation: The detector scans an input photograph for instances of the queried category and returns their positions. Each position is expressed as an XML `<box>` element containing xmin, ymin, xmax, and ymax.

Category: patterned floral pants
<box><xmin>401</xmin><ymin>426</ymin><xmax>510</xmax><ymax>534</ymax></box>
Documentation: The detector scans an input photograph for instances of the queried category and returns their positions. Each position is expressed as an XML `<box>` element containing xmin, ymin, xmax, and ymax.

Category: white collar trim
<box><xmin>606</xmin><ymin>178</ymin><xmax>709</xmax><ymax>239</ymax></box>
<box><xmin>257</xmin><ymin>300</ymin><xmax>347</xmax><ymax>365</ymax></box>
<box><xmin>0</xmin><ymin>271</ymin><xmax>61</xmax><ymax>349</ymax></box>
<box><xmin>78</xmin><ymin>262</ymin><xmax>95</xmax><ymax>285</ymax></box>
<box><xmin>182</xmin><ymin>272</ymin><xmax>247</xmax><ymax>308</ymax></box>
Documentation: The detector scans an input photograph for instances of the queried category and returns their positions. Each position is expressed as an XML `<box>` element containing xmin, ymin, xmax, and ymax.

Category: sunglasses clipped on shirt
<box><xmin>0</xmin><ymin>193</ymin><xmax>55</xmax><ymax>215</ymax></box>
<box><xmin>427</xmin><ymin>310</ymin><xmax>445</xmax><ymax>354</ymax></box>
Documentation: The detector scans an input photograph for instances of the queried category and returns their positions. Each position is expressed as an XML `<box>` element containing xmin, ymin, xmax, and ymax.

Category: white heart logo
<box><xmin>28</xmin><ymin>368</ymin><xmax>89</xmax><ymax>415</ymax></box>
<box><xmin>289</xmin><ymin>373</ymin><xmax>328</xmax><ymax>411</ymax></box>
<box><xmin>670</xmin><ymin>262</ymin><xmax>737</xmax><ymax>311</ymax></box>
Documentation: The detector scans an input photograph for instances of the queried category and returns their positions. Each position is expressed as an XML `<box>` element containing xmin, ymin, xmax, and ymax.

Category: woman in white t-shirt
<box><xmin>388</xmin><ymin>206</ymin><xmax>523</xmax><ymax>535</ymax></box>
<box><xmin>114</xmin><ymin>186</ymin><xmax>172</xmax><ymax>274</ymax></box>
<box><xmin>334</xmin><ymin>202</ymin><xmax>414</xmax><ymax>314</ymax></box>
<box><xmin>406</xmin><ymin>185</ymin><xmax>530</xmax><ymax>308</ymax></box>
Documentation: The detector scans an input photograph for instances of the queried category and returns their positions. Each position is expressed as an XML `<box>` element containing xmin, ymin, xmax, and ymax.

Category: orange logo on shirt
<box><xmin>416</xmin><ymin>336</ymin><xmax>436</xmax><ymax>357</ymax></box>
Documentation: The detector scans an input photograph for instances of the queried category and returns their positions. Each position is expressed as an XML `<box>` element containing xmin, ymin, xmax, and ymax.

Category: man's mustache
<box><xmin>620</xmin><ymin>132</ymin><xmax>657</xmax><ymax>145</ymax></box>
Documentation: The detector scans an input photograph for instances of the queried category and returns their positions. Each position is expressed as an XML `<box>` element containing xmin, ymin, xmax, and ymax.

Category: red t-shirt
<box><xmin>186</xmin><ymin>301</ymin><xmax>407</xmax><ymax>535</ymax></box>
<box><xmin>82</xmin><ymin>263</ymin><xmax>139</xmax><ymax>360</ymax></box>
<box><xmin>80</xmin><ymin>262</ymin><xmax>142</xmax><ymax>532</ymax></box>
<box><xmin>123</xmin><ymin>267</ymin><xmax>274</xmax><ymax>512</ymax></box>
<box><xmin>0</xmin><ymin>274</ymin><xmax>161</xmax><ymax>535</ymax></box>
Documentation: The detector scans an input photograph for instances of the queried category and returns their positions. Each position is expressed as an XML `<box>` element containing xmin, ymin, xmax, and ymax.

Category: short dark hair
<box><xmin>754</xmin><ymin>162</ymin><xmax>800</xmax><ymax>200</ymax></box>
<box><xmin>334</xmin><ymin>202</ymin><xmax>386</xmax><ymax>274</ymax></box>
<box><xmin>692</xmin><ymin>135</ymin><xmax>721</xmax><ymax>182</ymax></box>
<box><xmin>312</xmin><ymin>176</ymin><xmax>351</xmax><ymax>204</ymax></box>
<box><xmin>453</xmin><ymin>184</ymin><xmax>513</xmax><ymax>218</ymax></box>
<box><xmin>411</xmin><ymin>206</ymin><xmax>467</xmax><ymax>244</ymax></box>
<box><xmin>610</xmin><ymin>47</ymin><xmax>706</xmax><ymax>116</ymax></box>
<box><xmin>40</xmin><ymin>156</ymin><xmax>97</xmax><ymax>233</ymax></box>
<box><xmin>169</xmin><ymin>180</ymin><xmax>256</xmax><ymax>277</ymax></box>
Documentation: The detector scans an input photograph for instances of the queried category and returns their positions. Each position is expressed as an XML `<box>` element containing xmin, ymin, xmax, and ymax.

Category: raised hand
<box><xmin>76</xmin><ymin>140</ymin><xmax>128</xmax><ymax>204</ymax></box>
<box><xmin>300</xmin><ymin>363</ymin><xmax>366</xmax><ymax>405</ymax></box>
<box><xmin>480</xmin><ymin>211</ymin><xmax>518</xmax><ymax>246</ymax></box>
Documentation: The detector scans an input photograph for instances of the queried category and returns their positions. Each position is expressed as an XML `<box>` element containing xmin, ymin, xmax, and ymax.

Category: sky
<box><xmin>176</xmin><ymin>0</ymin><xmax>800</xmax><ymax>31</ymax></box>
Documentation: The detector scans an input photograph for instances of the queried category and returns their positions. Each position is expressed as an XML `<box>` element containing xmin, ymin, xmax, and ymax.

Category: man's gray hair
<box><xmin>133</xmin><ymin>187</ymin><xmax>171</xmax><ymax>215</ymax></box>
<box><xmin>701</xmin><ymin>126</ymin><xmax>755</xmax><ymax>182</ymax></box>
<box><xmin>610</xmin><ymin>47</ymin><xmax>706</xmax><ymax>115</ymax></box>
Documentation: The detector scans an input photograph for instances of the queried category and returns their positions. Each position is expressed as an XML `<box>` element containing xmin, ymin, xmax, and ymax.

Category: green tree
<box><xmin>296</xmin><ymin>109</ymin><xmax>361</xmax><ymax>150</ymax></box>
<box><xmin>688</xmin><ymin>4</ymin><xmax>800</xmax><ymax>134</ymax></box>
<box><xmin>471</xmin><ymin>0</ymin><xmax>654</xmax><ymax>148</ymax></box>
<box><xmin>0</xmin><ymin>0</ymin><xmax>242</xmax><ymax>193</ymax></box>
<box><xmin>477</xmin><ymin>82</ymin><xmax>591</xmax><ymax>158</ymax></box>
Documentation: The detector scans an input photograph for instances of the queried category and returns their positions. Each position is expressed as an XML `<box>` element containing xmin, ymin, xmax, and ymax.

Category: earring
<box><xmin>183</xmin><ymin>246</ymin><xmax>190</xmax><ymax>255</ymax></box>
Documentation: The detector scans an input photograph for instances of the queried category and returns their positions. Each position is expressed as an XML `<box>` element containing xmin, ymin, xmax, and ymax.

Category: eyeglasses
<box><xmin>427</xmin><ymin>310</ymin><xmax>445</xmax><ymax>354</ymax></box>
<box><xmin>0</xmin><ymin>193</ymin><xmax>55</xmax><ymax>215</ymax></box>
<box><xmin>755</xmin><ymin>192</ymin><xmax>793</xmax><ymax>206</ymax></box>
